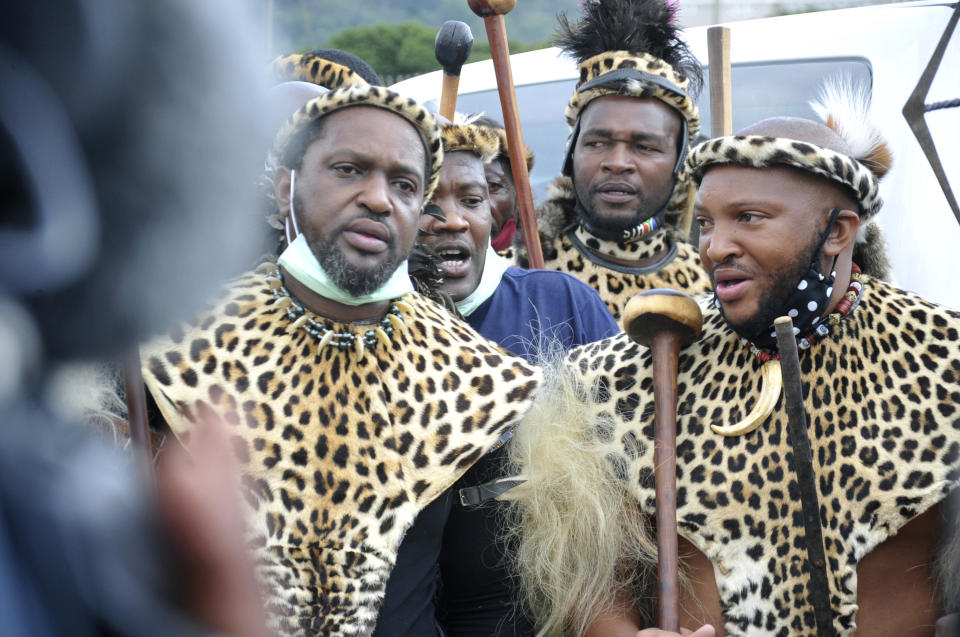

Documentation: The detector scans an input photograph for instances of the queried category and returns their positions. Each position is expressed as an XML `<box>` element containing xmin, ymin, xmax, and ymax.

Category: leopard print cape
<box><xmin>565</xmin><ymin>276</ymin><xmax>960</xmax><ymax>635</ymax></box>
<box><xmin>141</xmin><ymin>264</ymin><xmax>541</xmax><ymax>635</ymax></box>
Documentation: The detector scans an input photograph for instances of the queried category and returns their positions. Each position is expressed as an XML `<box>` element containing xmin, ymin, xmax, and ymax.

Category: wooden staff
<box><xmin>435</xmin><ymin>20</ymin><xmax>474</xmax><ymax>120</ymax></box>
<box><xmin>773</xmin><ymin>316</ymin><xmax>835</xmax><ymax>636</ymax></box>
<box><xmin>707</xmin><ymin>26</ymin><xmax>732</xmax><ymax>138</ymax></box>
<box><xmin>690</xmin><ymin>26</ymin><xmax>732</xmax><ymax>247</ymax></box>
<box><xmin>466</xmin><ymin>0</ymin><xmax>544</xmax><ymax>268</ymax></box>
<box><xmin>623</xmin><ymin>289</ymin><xmax>703</xmax><ymax>631</ymax></box>
<box><xmin>123</xmin><ymin>348</ymin><xmax>155</xmax><ymax>485</ymax></box>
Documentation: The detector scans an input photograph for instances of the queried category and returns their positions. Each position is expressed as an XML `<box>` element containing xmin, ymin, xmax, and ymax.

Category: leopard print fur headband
<box><xmin>685</xmin><ymin>134</ymin><xmax>882</xmax><ymax>220</ymax></box>
<box><xmin>272</xmin><ymin>84</ymin><xmax>444</xmax><ymax>201</ymax></box>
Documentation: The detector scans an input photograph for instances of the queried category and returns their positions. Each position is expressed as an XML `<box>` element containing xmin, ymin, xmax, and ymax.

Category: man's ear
<box><xmin>273</xmin><ymin>167</ymin><xmax>292</xmax><ymax>219</ymax></box>
<box><xmin>823</xmin><ymin>208</ymin><xmax>860</xmax><ymax>257</ymax></box>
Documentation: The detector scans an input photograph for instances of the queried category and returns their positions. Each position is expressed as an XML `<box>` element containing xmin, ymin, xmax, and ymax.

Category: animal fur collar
<box><xmin>140</xmin><ymin>264</ymin><xmax>541</xmax><ymax>635</ymax></box>
<box><xmin>513</xmin><ymin>175</ymin><xmax>688</xmax><ymax>265</ymax></box>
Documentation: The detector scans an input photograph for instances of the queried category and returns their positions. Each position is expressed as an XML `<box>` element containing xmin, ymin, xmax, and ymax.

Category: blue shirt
<box><xmin>374</xmin><ymin>268</ymin><xmax>617</xmax><ymax>637</ymax></box>
<box><xmin>465</xmin><ymin>266</ymin><xmax>620</xmax><ymax>357</ymax></box>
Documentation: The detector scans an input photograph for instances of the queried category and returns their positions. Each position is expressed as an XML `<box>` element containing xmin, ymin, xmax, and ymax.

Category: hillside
<box><xmin>272</xmin><ymin>0</ymin><xmax>583</xmax><ymax>54</ymax></box>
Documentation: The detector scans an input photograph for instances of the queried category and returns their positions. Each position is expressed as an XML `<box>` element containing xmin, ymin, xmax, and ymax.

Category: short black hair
<box><xmin>308</xmin><ymin>48</ymin><xmax>383</xmax><ymax>86</ymax></box>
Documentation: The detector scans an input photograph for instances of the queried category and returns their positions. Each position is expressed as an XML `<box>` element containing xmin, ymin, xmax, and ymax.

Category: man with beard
<box><xmin>505</xmin><ymin>84</ymin><xmax>960</xmax><ymax>636</ymax></box>
<box><xmin>371</xmin><ymin>119</ymin><xmax>617</xmax><ymax>637</ymax></box>
<box><xmin>511</xmin><ymin>0</ymin><xmax>712</xmax><ymax>319</ymax></box>
<box><xmin>139</xmin><ymin>86</ymin><xmax>542</xmax><ymax>636</ymax></box>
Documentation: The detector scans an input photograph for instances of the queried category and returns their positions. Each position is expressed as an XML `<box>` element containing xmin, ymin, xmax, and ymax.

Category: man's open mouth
<box><xmin>713</xmin><ymin>268</ymin><xmax>753</xmax><ymax>302</ymax></box>
<box><xmin>434</xmin><ymin>243</ymin><xmax>472</xmax><ymax>278</ymax></box>
<box><xmin>717</xmin><ymin>278</ymin><xmax>748</xmax><ymax>289</ymax></box>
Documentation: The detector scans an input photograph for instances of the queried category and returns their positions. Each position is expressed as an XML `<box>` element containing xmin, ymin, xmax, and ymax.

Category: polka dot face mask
<box><xmin>719</xmin><ymin>208</ymin><xmax>841</xmax><ymax>351</ymax></box>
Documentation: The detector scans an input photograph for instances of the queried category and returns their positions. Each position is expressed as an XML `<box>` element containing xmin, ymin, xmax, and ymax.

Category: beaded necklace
<box><xmin>742</xmin><ymin>264</ymin><xmax>863</xmax><ymax>363</ymax></box>
<box><xmin>621</xmin><ymin>214</ymin><xmax>661</xmax><ymax>243</ymax></box>
<box><xmin>265</xmin><ymin>270</ymin><xmax>410</xmax><ymax>356</ymax></box>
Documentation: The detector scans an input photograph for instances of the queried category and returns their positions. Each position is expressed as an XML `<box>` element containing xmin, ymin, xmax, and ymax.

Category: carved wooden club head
<box><xmin>623</xmin><ymin>289</ymin><xmax>703</xmax><ymax>349</ymax></box>
<box><xmin>435</xmin><ymin>20</ymin><xmax>474</xmax><ymax>75</ymax></box>
<box><xmin>467</xmin><ymin>0</ymin><xmax>517</xmax><ymax>17</ymax></box>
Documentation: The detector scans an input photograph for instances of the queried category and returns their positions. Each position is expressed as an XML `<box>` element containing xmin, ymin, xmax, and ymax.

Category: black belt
<box><xmin>458</xmin><ymin>477</ymin><xmax>526</xmax><ymax>507</ymax></box>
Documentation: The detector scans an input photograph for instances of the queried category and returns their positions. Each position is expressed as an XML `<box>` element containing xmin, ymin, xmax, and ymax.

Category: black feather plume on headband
<box><xmin>554</xmin><ymin>0</ymin><xmax>703</xmax><ymax>96</ymax></box>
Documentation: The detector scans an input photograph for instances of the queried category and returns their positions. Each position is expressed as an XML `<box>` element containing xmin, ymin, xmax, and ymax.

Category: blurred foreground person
<box><xmin>507</xmin><ymin>83</ymin><xmax>960</xmax><ymax>636</ymax></box>
<box><xmin>0</xmin><ymin>1</ymin><xmax>270</xmax><ymax>635</ymax></box>
<box><xmin>138</xmin><ymin>88</ymin><xmax>541</xmax><ymax>635</ymax></box>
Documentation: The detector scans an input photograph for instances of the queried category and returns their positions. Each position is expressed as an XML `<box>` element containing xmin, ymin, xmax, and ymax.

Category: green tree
<box><xmin>325</xmin><ymin>21</ymin><xmax>549</xmax><ymax>79</ymax></box>
<box><xmin>327</xmin><ymin>22</ymin><xmax>438</xmax><ymax>77</ymax></box>
<box><xmin>272</xmin><ymin>0</ymin><xmax>580</xmax><ymax>55</ymax></box>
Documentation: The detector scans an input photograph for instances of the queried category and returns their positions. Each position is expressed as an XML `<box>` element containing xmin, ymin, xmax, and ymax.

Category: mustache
<box><xmin>710</xmin><ymin>259</ymin><xmax>757</xmax><ymax>281</ymax></box>
<box><xmin>336</xmin><ymin>213</ymin><xmax>394</xmax><ymax>242</ymax></box>
<box><xmin>417</xmin><ymin>230</ymin><xmax>467</xmax><ymax>248</ymax></box>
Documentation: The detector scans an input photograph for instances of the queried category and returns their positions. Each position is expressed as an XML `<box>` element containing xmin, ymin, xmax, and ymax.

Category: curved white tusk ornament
<box><xmin>710</xmin><ymin>359</ymin><xmax>783</xmax><ymax>436</ymax></box>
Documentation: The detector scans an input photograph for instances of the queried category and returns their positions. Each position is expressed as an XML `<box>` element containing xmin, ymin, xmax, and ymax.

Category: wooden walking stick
<box><xmin>435</xmin><ymin>20</ymin><xmax>474</xmax><ymax>121</ymax></box>
<box><xmin>707</xmin><ymin>26</ymin><xmax>732</xmax><ymax>138</ymax></box>
<box><xmin>774</xmin><ymin>316</ymin><xmax>835</xmax><ymax>636</ymax></box>
<box><xmin>466</xmin><ymin>0</ymin><xmax>544</xmax><ymax>268</ymax></box>
<box><xmin>689</xmin><ymin>26</ymin><xmax>733</xmax><ymax>246</ymax></box>
<box><xmin>623</xmin><ymin>289</ymin><xmax>703</xmax><ymax>631</ymax></box>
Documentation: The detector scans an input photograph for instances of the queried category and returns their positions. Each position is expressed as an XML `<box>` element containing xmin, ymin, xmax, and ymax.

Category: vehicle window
<box><xmin>436</xmin><ymin>57</ymin><xmax>871</xmax><ymax>205</ymax></box>
<box><xmin>426</xmin><ymin>79</ymin><xmax>577</xmax><ymax>205</ymax></box>
<box><xmin>697</xmin><ymin>57</ymin><xmax>873</xmax><ymax>141</ymax></box>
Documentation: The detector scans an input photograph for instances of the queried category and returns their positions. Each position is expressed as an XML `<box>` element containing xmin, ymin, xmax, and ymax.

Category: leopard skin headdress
<box><xmin>440</xmin><ymin>114</ymin><xmax>501</xmax><ymax>164</ymax></box>
<box><xmin>273</xmin><ymin>84</ymin><xmax>444</xmax><ymax>201</ymax></box>
<box><xmin>271</xmin><ymin>52</ymin><xmax>371</xmax><ymax>89</ymax></box>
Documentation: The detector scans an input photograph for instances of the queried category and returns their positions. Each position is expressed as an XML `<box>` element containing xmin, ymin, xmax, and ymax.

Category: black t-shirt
<box><xmin>438</xmin><ymin>268</ymin><xmax>618</xmax><ymax>636</ymax></box>
<box><xmin>437</xmin><ymin>446</ymin><xmax>533</xmax><ymax>637</ymax></box>
<box><xmin>373</xmin><ymin>268</ymin><xmax>617</xmax><ymax>636</ymax></box>
<box><xmin>372</xmin><ymin>491</ymin><xmax>452</xmax><ymax>637</ymax></box>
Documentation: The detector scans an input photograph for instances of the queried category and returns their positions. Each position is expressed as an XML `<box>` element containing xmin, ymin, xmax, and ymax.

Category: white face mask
<box><xmin>455</xmin><ymin>245</ymin><xmax>509</xmax><ymax>317</ymax></box>
<box><xmin>284</xmin><ymin>169</ymin><xmax>302</xmax><ymax>245</ymax></box>
<box><xmin>277</xmin><ymin>235</ymin><xmax>413</xmax><ymax>307</ymax></box>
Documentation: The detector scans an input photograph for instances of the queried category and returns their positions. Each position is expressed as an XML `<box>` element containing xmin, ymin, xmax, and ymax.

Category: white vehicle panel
<box><xmin>393</xmin><ymin>1</ymin><xmax>960</xmax><ymax>307</ymax></box>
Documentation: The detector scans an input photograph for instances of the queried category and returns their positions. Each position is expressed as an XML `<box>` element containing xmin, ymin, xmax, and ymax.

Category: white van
<box><xmin>392</xmin><ymin>0</ymin><xmax>960</xmax><ymax>308</ymax></box>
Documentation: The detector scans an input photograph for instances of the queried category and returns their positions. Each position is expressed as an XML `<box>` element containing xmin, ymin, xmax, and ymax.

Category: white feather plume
<box><xmin>810</xmin><ymin>76</ymin><xmax>890</xmax><ymax>176</ymax></box>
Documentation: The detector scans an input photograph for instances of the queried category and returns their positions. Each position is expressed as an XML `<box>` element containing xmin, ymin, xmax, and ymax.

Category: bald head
<box><xmin>737</xmin><ymin>116</ymin><xmax>853</xmax><ymax>157</ymax></box>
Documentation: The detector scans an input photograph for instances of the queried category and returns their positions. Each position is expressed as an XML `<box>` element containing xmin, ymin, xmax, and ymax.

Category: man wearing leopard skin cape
<box><xmin>139</xmin><ymin>84</ymin><xmax>541</xmax><ymax>636</ymax></box>
<box><xmin>505</xmin><ymin>83</ymin><xmax>960</xmax><ymax>636</ymax></box>
<box><xmin>511</xmin><ymin>0</ymin><xmax>711</xmax><ymax>319</ymax></box>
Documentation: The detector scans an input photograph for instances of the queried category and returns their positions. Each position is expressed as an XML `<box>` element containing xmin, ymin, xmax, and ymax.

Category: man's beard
<box><xmin>715</xmin><ymin>230</ymin><xmax>820</xmax><ymax>341</ymax></box>
<box><xmin>574</xmin><ymin>182</ymin><xmax>671</xmax><ymax>237</ymax></box>
<box><xmin>307</xmin><ymin>229</ymin><xmax>404</xmax><ymax>297</ymax></box>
